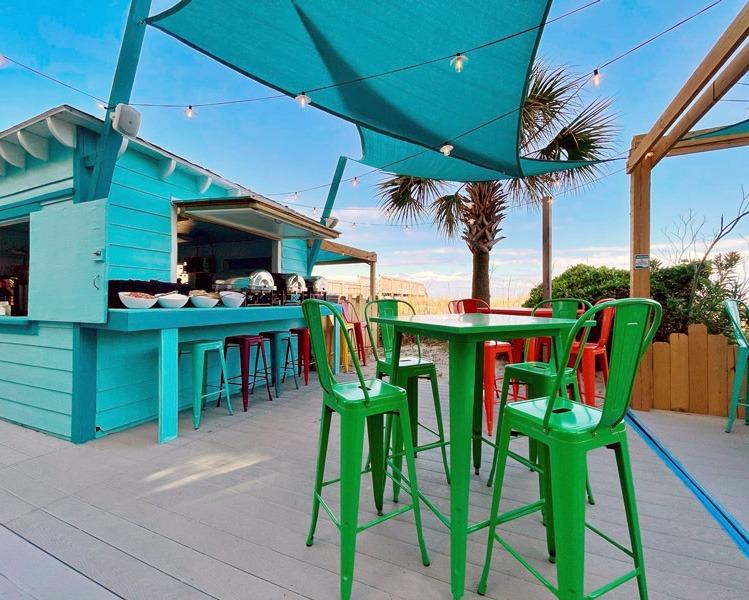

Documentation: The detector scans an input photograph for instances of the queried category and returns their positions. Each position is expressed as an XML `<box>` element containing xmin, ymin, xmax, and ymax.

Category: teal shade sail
<box><xmin>682</xmin><ymin>119</ymin><xmax>749</xmax><ymax>141</ymax></box>
<box><xmin>149</xmin><ymin>0</ymin><xmax>598</xmax><ymax>180</ymax></box>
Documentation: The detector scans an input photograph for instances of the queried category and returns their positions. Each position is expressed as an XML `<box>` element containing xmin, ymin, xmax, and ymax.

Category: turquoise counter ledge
<box><xmin>81</xmin><ymin>305</ymin><xmax>340</xmax><ymax>444</ymax></box>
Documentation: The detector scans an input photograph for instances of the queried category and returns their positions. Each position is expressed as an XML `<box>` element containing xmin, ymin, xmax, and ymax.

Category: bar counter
<box><xmin>82</xmin><ymin>305</ymin><xmax>339</xmax><ymax>443</ymax></box>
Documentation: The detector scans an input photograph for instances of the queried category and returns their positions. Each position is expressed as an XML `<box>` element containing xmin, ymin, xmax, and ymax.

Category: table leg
<box><xmin>473</xmin><ymin>341</ymin><xmax>484</xmax><ymax>475</ymax></box>
<box><xmin>158</xmin><ymin>328</ymin><xmax>179</xmax><ymax>444</ymax></box>
<box><xmin>448</xmin><ymin>338</ymin><xmax>476</xmax><ymax>600</ymax></box>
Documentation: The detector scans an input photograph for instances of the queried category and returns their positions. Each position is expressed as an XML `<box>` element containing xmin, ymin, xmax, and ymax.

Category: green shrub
<box><xmin>524</xmin><ymin>260</ymin><xmax>738</xmax><ymax>342</ymax></box>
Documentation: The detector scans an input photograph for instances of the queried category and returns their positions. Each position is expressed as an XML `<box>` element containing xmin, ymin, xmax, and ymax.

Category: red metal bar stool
<box><xmin>289</xmin><ymin>327</ymin><xmax>312</xmax><ymax>385</ymax></box>
<box><xmin>220</xmin><ymin>334</ymin><xmax>272</xmax><ymax>410</ymax></box>
<box><xmin>453</xmin><ymin>298</ymin><xmax>518</xmax><ymax>434</ymax></box>
<box><xmin>569</xmin><ymin>298</ymin><xmax>615</xmax><ymax>406</ymax></box>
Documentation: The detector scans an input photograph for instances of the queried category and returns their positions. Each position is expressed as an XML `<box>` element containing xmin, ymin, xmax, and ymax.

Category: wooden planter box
<box><xmin>632</xmin><ymin>324</ymin><xmax>742</xmax><ymax>416</ymax></box>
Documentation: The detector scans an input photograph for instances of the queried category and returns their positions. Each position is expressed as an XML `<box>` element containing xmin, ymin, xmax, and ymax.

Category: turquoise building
<box><xmin>0</xmin><ymin>105</ymin><xmax>343</xmax><ymax>443</ymax></box>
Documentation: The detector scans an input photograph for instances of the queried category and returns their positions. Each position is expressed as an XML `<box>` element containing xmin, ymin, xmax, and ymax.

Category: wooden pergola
<box><xmin>627</xmin><ymin>3</ymin><xmax>749</xmax><ymax>298</ymax></box>
<box><xmin>628</xmin><ymin>2</ymin><xmax>749</xmax><ymax>410</ymax></box>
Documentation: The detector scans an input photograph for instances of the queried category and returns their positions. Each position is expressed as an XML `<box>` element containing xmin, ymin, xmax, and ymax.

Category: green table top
<box><xmin>370</xmin><ymin>312</ymin><xmax>579</xmax><ymax>341</ymax></box>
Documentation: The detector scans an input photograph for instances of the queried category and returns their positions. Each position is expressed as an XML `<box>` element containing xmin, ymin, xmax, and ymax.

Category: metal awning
<box><xmin>174</xmin><ymin>196</ymin><xmax>339</xmax><ymax>240</ymax></box>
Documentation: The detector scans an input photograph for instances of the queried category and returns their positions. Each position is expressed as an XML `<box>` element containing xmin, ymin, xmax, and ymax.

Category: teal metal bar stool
<box><xmin>724</xmin><ymin>299</ymin><xmax>749</xmax><ymax>432</ymax></box>
<box><xmin>364</xmin><ymin>299</ymin><xmax>450</xmax><ymax>501</ymax></box>
<box><xmin>180</xmin><ymin>339</ymin><xmax>233</xmax><ymax>429</ymax></box>
<box><xmin>260</xmin><ymin>330</ymin><xmax>299</xmax><ymax>397</ymax></box>
<box><xmin>302</xmin><ymin>299</ymin><xmax>429</xmax><ymax>600</ymax></box>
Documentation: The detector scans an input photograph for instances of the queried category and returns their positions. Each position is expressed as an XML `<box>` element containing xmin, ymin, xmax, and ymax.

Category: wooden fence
<box><xmin>632</xmin><ymin>324</ymin><xmax>740</xmax><ymax>416</ymax></box>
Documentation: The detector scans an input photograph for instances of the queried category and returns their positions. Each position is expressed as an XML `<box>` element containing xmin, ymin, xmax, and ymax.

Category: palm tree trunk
<box><xmin>471</xmin><ymin>250</ymin><xmax>490</xmax><ymax>304</ymax></box>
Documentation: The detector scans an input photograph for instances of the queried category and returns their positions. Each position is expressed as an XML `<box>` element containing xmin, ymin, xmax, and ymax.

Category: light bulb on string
<box><xmin>440</xmin><ymin>143</ymin><xmax>454</xmax><ymax>156</ymax></box>
<box><xmin>312</xmin><ymin>207</ymin><xmax>318</xmax><ymax>215</ymax></box>
<box><xmin>592</xmin><ymin>69</ymin><xmax>601</xmax><ymax>87</ymax></box>
<box><xmin>351</xmin><ymin>176</ymin><xmax>359</xmax><ymax>187</ymax></box>
<box><xmin>293</xmin><ymin>191</ymin><xmax>299</xmax><ymax>201</ymax></box>
<box><xmin>96</xmin><ymin>102</ymin><xmax>107</xmax><ymax>111</ymax></box>
<box><xmin>351</xmin><ymin>222</ymin><xmax>357</xmax><ymax>229</ymax></box>
<box><xmin>468</xmin><ymin>218</ymin><xmax>475</xmax><ymax>225</ymax></box>
<box><xmin>403</xmin><ymin>224</ymin><xmax>411</xmax><ymax>232</ymax></box>
<box><xmin>450</xmin><ymin>53</ymin><xmax>468</xmax><ymax>73</ymax></box>
<box><xmin>0</xmin><ymin>55</ymin><xmax>8</xmax><ymax>68</ymax></box>
<box><xmin>185</xmin><ymin>105</ymin><xmax>194</xmax><ymax>119</ymax></box>
<box><xmin>295</xmin><ymin>92</ymin><xmax>311</xmax><ymax>108</ymax></box>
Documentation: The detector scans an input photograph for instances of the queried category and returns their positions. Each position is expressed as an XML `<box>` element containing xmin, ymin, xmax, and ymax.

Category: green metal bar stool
<box><xmin>180</xmin><ymin>339</ymin><xmax>233</xmax><ymax>430</ymax></box>
<box><xmin>302</xmin><ymin>299</ymin><xmax>430</xmax><ymax>600</ymax></box>
<box><xmin>478</xmin><ymin>298</ymin><xmax>662</xmax><ymax>600</ymax></box>
<box><xmin>724</xmin><ymin>299</ymin><xmax>749</xmax><ymax>432</ymax></box>
<box><xmin>488</xmin><ymin>298</ymin><xmax>595</xmax><ymax>506</ymax></box>
<box><xmin>364</xmin><ymin>299</ymin><xmax>450</xmax><ymax>501</ymax></box>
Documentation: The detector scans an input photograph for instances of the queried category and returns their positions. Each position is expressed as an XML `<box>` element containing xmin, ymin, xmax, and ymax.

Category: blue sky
<box><xmin>1</xmin><ymin>0</ymin><xmax>747</xmax><ymax>298</ymax></box>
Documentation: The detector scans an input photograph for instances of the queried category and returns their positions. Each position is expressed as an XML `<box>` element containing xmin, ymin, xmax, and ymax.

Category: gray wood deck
<box><xmin>0</xmin><ymin>375</ymin><xmax>746</xmax><ymax>599</ymax></box>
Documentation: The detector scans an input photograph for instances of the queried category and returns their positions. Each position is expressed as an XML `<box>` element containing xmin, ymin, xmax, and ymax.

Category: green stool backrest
<box><xmin>302</xmin><ymin>299</ymin><xmax>371</xmax><ymax>403</ymax></box>
<box><xmin>545</xmin><ymin>298</ymin><xmax>662</xmax><ymax>432</ymax></box>
<box><xmin>364</xmin><ymin>299</ymin><xmax>420</xmax><ymax>363</ymax></box>
<box><xmin>724</xmin><ymin>299</ymin><xmax>749</xmax><ymax>350</ymax></box>
<box><xmin>527</xmin><ymin>297</ymin><xmax>592</xmax><ymax>365</ymax></box>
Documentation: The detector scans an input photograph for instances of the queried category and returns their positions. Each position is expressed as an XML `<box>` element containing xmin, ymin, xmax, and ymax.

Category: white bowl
<box><xmin>157</xmin><ymin>294</ymin><xmax>189</xmax><ymax>309</ymax></box>
<box><xmin>119</xmin><ymin>292</ymin><xmax>157</xmax><ymax>309</ymax></box>
<box><xmin>190</xmin><ymin>295</ymin><xmax>219</xmax><ymax>308</ymax></box>
<box><xmin>220</xmin><ymin>291</ymin><xmax>245</xmax><ymax>308</ymax></box>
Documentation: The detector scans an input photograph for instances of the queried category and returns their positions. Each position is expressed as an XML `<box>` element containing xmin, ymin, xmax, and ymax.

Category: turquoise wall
<box><xmin>108</xmin><ymin>150</ymin><xmax>234</xmax><ymax>281</ymax></box>
<box><xmin>0</xmin><ymin>141</ymin><xmax>76</xmax><ymax>439</ymax></box>
<box><xmin>282</xmin><ymin>239</ymin><xmax>309</xmax><ymax>273</ymax></box>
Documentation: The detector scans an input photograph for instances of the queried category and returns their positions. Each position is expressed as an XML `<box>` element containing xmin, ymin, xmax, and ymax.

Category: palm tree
<box><xmin>377</xmin><ymin>63</ymin><xmax>617</xmax><ymax>304</ymax></box>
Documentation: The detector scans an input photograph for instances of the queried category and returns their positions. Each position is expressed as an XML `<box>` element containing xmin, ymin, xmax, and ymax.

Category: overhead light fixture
<box><xmin>592</xmin><ymin>69</ymin><xmax>601</xmax><ymax>87</ymax></box>
<box><xmin>440</xmin><ymin>143</ymin><xmax>454</xmax><ymax>156</ymax></box>
<box><xmin>450</xmin><ymin>52</ymin><xmax>468</xmax><ymax>73</ymax></box>
<box><xmin>296</xmin><ymin>92</ymin><xmax>311</xmax><ymax>108</ymax></box>
<box><xmin>186</xmin><ymin>105</ymin><xmax>194</xmax><ymax>118</ymax></box>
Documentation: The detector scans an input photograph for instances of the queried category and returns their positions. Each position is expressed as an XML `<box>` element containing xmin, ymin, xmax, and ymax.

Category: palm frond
<box><xmin>432</xmin><ymin>192</ymin><xmax>465</xmax><ymax>239</ymax></box>
<box><xmin>377</xmin><ymin>176</ymin><xmax>445</xmax><ymax>224</ymax></box>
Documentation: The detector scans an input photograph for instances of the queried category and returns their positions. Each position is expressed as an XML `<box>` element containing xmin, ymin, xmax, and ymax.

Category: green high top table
<box><xmin>370</xmin><ymin>312</ymin><xmax>579</xmax><ymax>600</ymax></box>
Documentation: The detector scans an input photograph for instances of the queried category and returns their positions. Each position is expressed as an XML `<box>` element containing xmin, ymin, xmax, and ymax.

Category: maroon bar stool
<box><xmin>289</xmin><ymin>327</ymin><xmax>312</xmax><ymax>385</ymax></box>
<box><xmin>220</xmin><ymin>334</ymin><xmax>272</xmax><ymax>410</ymax></box>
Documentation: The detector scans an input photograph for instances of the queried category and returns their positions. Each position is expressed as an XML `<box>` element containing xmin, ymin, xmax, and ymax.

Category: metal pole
<box><xmin>307</xmin><ymin>156</ymin><xmax>347</xmax><ymax>275</ymax></box>
<box><xmin>542</xmin><ymin>195</ymin><xmax>552</xmax><ymax>300</ymax></box>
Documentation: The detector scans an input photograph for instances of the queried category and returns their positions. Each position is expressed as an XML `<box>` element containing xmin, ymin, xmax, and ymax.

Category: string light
<box><xmin>293</xmin><ymin>191</ymin><xmax>299</xmax><ymax>201</ymax></box>
<box><xmin>404</xmin><ymin>224</ymin><xmax>411</xmax><ymax>232</ymax></box>
<box><xmin>96</xmin><ymin>101</ymin><xmax>108</xmax><ymax>111</ymax></box>
<box><xmin>312</xmin><ymin>206</ymin><xmax>318</xmax><ymax>215</ymax></box>
<box><xmin>185</xmin><ymin>105</ymin><xmax>194</xmax><ymax>118</ymax></box>
<box><xmin>351</xmin><ymin>222</ymin><xmax>357</xmax><ymax>228</ymax></box>
<box><xmin>0</xmin><ymin>55</ymin><xmax>8</xmax><ymax>68</ymax></box>
<box><xmin>295</xmin><ymin>92</ymin><xmax>311</xmax><ymax>108</ymax></box>
<box><xmin>351</xmin><ymin>176</ymin><xmax>359</xmax><ymax>187</ymax></box>
<box><xmin>468</xmin><ymin>218</ymin><xmax>476</xmax><ymax>225</ymax></box>
<box><xmin>450</xmin><ymin>53</ymin><xmax>468</xmax><ymax>73</ymax></box>
<box><xmin>592</xmin><ymin>69</ymin><xmax>601</xmax><ymax>87</ymax></box>
<box><xmin>440</xmin><ymin>143</ymin><xmax>454</xmax><ymax>156</ymax></box>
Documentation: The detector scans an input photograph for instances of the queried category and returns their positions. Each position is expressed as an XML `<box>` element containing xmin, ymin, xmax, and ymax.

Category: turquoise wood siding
<box><xmin>108</xmin><ymin>150</ymin><xmax>232</xmax><ymax>281</ymax></box>
<box><xmin>282</xmin><ymin>239</ymin><xmax>309</xmax><ymax>273</ymax></box>
<box><xmin>0</xmin><ymin>144</ymin><xmax>76</xmax><ymax>440</ymax></box>
<box><xmin>0</xmin><ymin>322</ymin><xmax>74</xmax><ymax>439</ymax></box>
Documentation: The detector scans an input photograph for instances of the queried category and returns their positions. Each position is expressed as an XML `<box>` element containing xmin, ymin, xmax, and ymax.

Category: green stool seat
<box><xmin>478</xmin><ymin>298</ymin><xmax>662</xmax><ymax>600</ymax></box>
<box><xmin>489</xmin><ymin>299</ymin><xmax>594</xmax><ymax>505</ymax></box>
<box><xmin>364</xmin><ymin>299</ymin><xmax>450</xmax><ymax>500</ymax></box>
<box><xmin>180</xmin><ymin>339</ymin><xmax>233</xmax><ymax>429</ymax></box>
<box><xmin>302</xmin><ymin>299</ymin><xmax>430</xmax><ymax>600</ymax></box>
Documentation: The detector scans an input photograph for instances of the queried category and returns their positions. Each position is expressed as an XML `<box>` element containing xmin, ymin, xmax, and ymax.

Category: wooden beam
<box><xmin>662</xmin><ymin>130</ymin><xmax>749</xmax><ymax>157</ymax></box>
<box><xmin>370</xmin><ymin>262</ymin><xmax>377</xmax><ymax>301</ymax></box>
<box><xmin>541</xmin><ymin>196</ymin><xmax>552</xmax><ymax>301</ymax></box>
<box><xmin>630</xmin><ymin>161</ymin><xmax>652</xmax><ymax>297</ymax></box>
<box><xmin>627</xmin><ymin>2</ymin><xmax>749</xmax><ymax>172</ymax></box>
<box><xmin>649</xmin><ymin>43</ymin><xmax>749</xmax><ymax>165</ymax></box>
<box><xmin>319</xmin><ymin>239</ymin><xmax>377</xmax><ymax>264</ymax></box>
